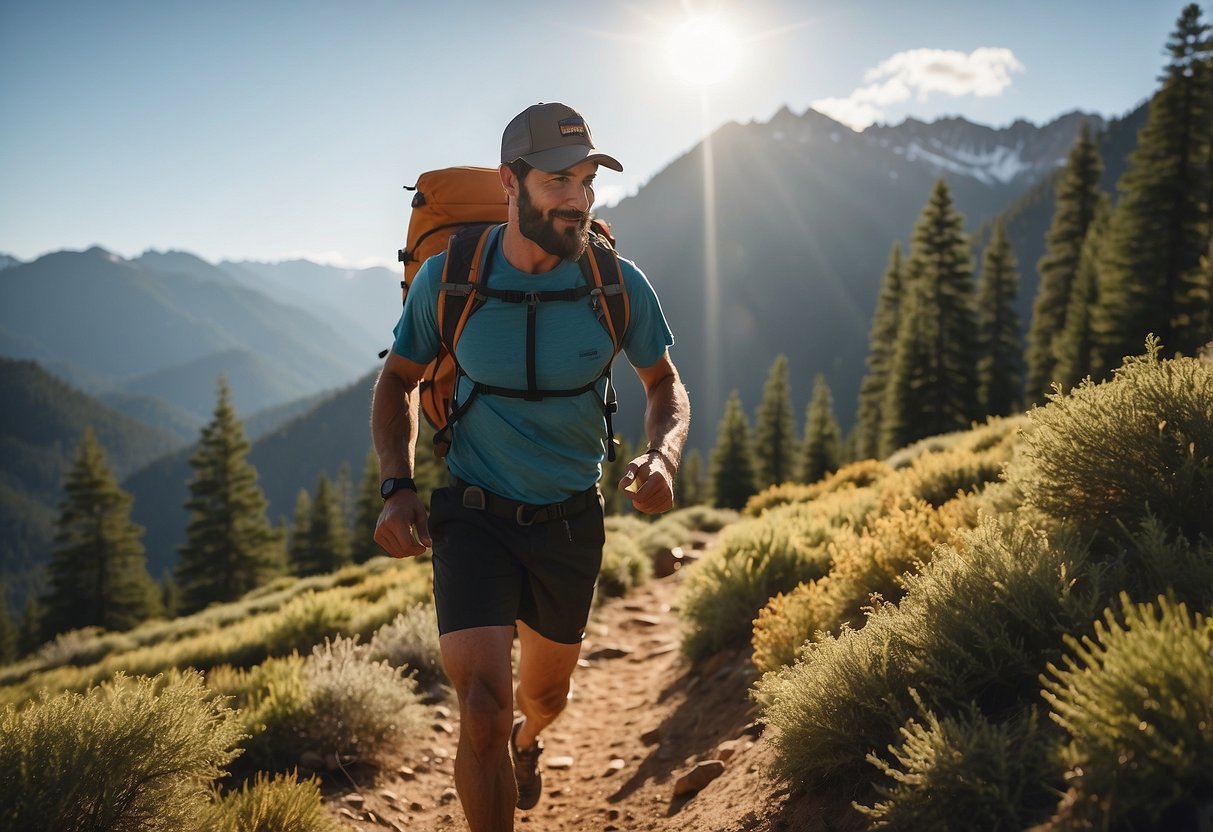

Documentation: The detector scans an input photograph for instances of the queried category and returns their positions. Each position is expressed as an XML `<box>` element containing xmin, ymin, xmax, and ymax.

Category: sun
<box><xmin>666</xmin><ymin>14</ymin><xmax>743</xmax><ymax>87</ymax></box>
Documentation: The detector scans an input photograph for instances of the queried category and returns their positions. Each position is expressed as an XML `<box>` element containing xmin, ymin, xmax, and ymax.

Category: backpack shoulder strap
<box><xmin>437</xmin><ymin>223</ymin><xmax>500</xmax><ymax>351</ymax></box>
<box><xmin>577</xmin><ymin>231</ymin><xmax>630</xmax><ymax>357</ymax></box>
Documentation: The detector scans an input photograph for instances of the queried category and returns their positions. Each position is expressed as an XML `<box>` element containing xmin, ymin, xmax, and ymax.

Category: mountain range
<box><xmin>0</xmin><ymin>101</ymin><xmax>1149</xmax><ymax>604</ymax></box>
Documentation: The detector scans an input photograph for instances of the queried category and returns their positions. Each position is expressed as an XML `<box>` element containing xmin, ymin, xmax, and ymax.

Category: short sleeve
<box><xmin>391</xmin><ymin>254</ymin><xmax>444</xmax><ymax>364</ymax></box>
<box><xmin>618</xmin><ymin>257</ymin><xmax>674</xmax><ymax>369</ymax></box>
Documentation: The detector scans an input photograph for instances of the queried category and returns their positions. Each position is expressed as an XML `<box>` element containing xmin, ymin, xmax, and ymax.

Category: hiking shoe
<box><xmin>511</xmin><ymin>715</ymin><xmax>544</xmax><ymax>810</ymax></box>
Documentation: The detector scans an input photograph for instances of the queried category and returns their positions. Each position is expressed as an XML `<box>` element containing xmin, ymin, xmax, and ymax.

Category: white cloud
<box><xmin>812</xmin><ymin>47</ymin><xmax>1025</xmax><ymax>131</ymax></box>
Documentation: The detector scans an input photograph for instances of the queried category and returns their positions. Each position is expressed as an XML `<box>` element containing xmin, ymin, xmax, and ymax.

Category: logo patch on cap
<box><xmin>558</xmin><ymin>117</ymin><xmax>587</xmax><ymax>137</ymax></box>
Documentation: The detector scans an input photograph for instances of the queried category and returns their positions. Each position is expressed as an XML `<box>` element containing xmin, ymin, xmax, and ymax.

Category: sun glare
<box><xmin>666</xmin><ymin>15</ymin><xmax>742</xmax><ymax>86</ymax></box>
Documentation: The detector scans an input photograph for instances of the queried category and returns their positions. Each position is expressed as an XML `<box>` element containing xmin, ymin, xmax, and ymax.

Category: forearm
<box><xmin>371</xmin><ymin>366</ymin><xmax>420</xmax><ymax>479</ymax></box>
<box><xmin>642</xmin><ymin>369</ymin><xmax>690</xmax><ymax>474</ymax></box>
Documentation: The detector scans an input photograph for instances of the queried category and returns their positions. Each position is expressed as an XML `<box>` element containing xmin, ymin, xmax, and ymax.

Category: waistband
<box><xmin>449</xmin><ymin>476</ymin><xmax>598</xmax><ymax>526</ymax></box>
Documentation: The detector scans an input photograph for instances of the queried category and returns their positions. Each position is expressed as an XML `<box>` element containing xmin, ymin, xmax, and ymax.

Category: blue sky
<box><xmin>0</xmin><ymin>0</ymin><xmax>1195</xmax><ymax>268</ymax></box>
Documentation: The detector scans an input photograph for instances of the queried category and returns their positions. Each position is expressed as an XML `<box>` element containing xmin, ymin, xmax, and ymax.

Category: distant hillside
<box><xmin>220</xmin><ymin>258</ymin><xmax>402</xmax><ymax>358</ymax></box>
<box><xmin>600</xmin><ymin>107</ymin><xmax>1114</xmax><ymax>450</ymax></box>
<box><xmin>122</xmin><ymin>347</ymin><xmax>329</xmax><ymax>423</ymax></box>
<box><xmin>0</xmin><ymin>358</ymin><xmax>186</xmax><ymax>601</ymax></box>
<box><xmin>0</xmin><ymin>246</ymin><xmax>375</xmax><ymax>416</ymax></box>
<box><xmin>127</xmin><ymin>370</ymin><xmax>384</xmax><ymax>579</ymax></box>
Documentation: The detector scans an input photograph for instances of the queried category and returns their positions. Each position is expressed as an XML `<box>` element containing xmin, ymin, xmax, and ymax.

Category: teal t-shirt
<box><xmin>392</xmin><ymin>225</ymin><xmax>674</xmax><ymax>504</ymax></box>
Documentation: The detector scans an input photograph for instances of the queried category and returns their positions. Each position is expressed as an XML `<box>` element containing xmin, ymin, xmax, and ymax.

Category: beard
<box><xmin>517</xmin><ymin>179</ymin><xmax>590</xmax><ymax>261</ymax></box>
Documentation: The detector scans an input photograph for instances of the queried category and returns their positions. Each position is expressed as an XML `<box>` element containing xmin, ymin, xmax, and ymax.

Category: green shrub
<box><xmin>1007</xmin><ymin>341</ymin><xmax>1213</xmax><ymax>541</ymax></box>
<box><xmin>897</xmin><ymin>444</ymin><xmax>1010</xmax><ymax>508</ymax></box>
<box><xmin>759</xmin><ymin>517</ymin><xmax>1100</xmax><ymax>791</ymax></box>
<box><xmin>213</xmin><ymin>654</ymin><xmax>310</xmax><ymax>772</ymax></box>
<box><xmin>262</xmin><ymin>592</ymin><xmax>356</xmax><ymax>657</ymax></box>
<box><xmin>205</xmin><ymin>771</ymin><xmax>342</xmax><ymax>832</ymax></box>
<box><xmin>0</xmin><ymin>671</ymin><xmax>244</xmax><ymax>832</ymax></box>
<box><xmin>857</xmin><ymin>701</ymin><xmax>1054</xmax><ymax>831</ymax></box>
<box><xmin>301</xmin><ymin>636</ymin><xmax>423</xmax><ymax>766</ymax></box>
<box><xmin>1040</xmin><ymin>594</ymin><xmax>1213</xmax><ymax>830</ymax></box>
<box><xmin>597</xmin><ymin>532</ymin><xmax>651</xmax><ymax>601</ymax></box>
<box><xmin>660</xmin><ymin>504</ymin><xmax>739</xmax><ymax>532</ymax></box>
<box><xmin>896</xmin><ymin>518</ymin><xmax>1102</xmax><ymax>715</ymax></box>
<box><xmin>759</xmin><ymin>610</ymin><xmax>915</xmax><ymax>792</ymax></box>
<box><xmin>751</xmin><ymin>497</ymin><xmax>972</xmax><ymax>673</ymax></box>
<box><xmin>1110</xmin><ymin>514</ymin><xmax>1213</xmax><ymax>611</ymax></box>
<box><xmin>680</xmin><ymin>504</ymin><xmax>839</xmax><ymax>661</ymax></box>
<box><xmin>366</xmin><ymin>604</ymin><xmax>445</xmax><ymax>691</ymax></box>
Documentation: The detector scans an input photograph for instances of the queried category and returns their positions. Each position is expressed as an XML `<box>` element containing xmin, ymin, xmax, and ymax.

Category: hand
<box><xmin>374</xmin><ymin>490</ymin><xmax>432</xmax><ymax>558</ymax></box>
<box><xmin>618</xmin><ymin>451</ymin><xmax>675</xmax><ymax>515</ymax></box>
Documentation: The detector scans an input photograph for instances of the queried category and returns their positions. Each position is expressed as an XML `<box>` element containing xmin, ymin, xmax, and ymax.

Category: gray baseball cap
<box><xmin>501</xmin><ymin>102</ymin><xmax>623</xmax><ymax>173</ymax></box>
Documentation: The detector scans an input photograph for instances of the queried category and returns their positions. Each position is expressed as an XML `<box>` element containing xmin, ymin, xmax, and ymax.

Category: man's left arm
<box><xmin>619</xmin><ymin>352</ymin><xmax>690</xmax><ymax>514</ymax></box>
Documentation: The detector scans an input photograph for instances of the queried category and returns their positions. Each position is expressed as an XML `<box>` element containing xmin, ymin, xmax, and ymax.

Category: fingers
<box><xmin>374</xmin><ymin>498</ymin><xmax>430</xmax><ymax>558</ymax></box>
<box><xmin>619</xmin><ymin>459</ymin><xmax>673</xmax><ymax>515</ymax></box>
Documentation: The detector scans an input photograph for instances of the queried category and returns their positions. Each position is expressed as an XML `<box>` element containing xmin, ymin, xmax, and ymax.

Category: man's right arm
<box><xmin>371</xmin><ymin>351</ymin><xmax>432</xmax><ymax>558</ymax></box>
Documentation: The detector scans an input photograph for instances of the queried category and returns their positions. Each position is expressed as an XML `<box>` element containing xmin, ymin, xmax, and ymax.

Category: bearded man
<box><xmin>371</xmin><ymin>102</ymin><xmax>689</xmax><ymax>832</ymax></box>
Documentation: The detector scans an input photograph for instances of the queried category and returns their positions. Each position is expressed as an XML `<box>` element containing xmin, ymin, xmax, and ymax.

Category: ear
<box><xmin>499</xmin><ymin>164</ymin><xmax>519</xmax><ymax>200</ymax></box>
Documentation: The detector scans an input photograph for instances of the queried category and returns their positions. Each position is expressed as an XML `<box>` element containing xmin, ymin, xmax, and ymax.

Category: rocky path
<box><xmin>324</xmin><ymin>547</ymin><xmax>832</xmax><ymax>831</ymax></box>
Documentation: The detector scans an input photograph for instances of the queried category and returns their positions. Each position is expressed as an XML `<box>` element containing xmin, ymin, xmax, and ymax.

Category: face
<box><xmin>516</xmin><ymin>161</ymin><xmax>598</xmax><ymax>260</ymax></box>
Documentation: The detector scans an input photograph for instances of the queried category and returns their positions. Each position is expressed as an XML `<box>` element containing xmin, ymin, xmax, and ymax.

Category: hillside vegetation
<box><xmin>672</xmin><ymin>343</ymin><xmax>1212</xmax><ymax>830</ymax></box>
<box><xmin>0</xmin><ymin>508</ymin><xmax>721</xmax><ymax>830</ymax></box>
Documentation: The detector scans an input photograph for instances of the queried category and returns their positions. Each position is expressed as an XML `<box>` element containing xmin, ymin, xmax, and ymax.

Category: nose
<box><xmin>568</xmin><ymin>183</ymin><xmax>592</xmax><ymax>212</ymax></box>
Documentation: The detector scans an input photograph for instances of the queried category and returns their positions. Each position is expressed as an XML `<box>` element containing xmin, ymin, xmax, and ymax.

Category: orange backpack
<box><xmin>394</xmin><ymin>166</ymin><xmax>630</xmax><ymax>459</ymax></box>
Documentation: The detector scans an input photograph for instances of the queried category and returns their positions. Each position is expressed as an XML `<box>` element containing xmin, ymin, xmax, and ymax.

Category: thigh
<box><xmin>517</xmin><ymin>494</ymin><xmax>605</xmax><ymax>644</ymax></box>
<box><xmin>430</xmin><ymin>485</ymin><xmax>525</xmax><ymax>635</ymax></box>
<box><xmin>516</xmin><ymin>619</ymin><xmax>583</xmax><ymax>700</ymax></box>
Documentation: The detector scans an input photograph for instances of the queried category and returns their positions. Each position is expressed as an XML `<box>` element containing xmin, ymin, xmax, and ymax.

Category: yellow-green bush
<box><xmin>752</xmin><ymin>496</ymin><xmax>974</xmax><ymax>673</ymax></box>
<box><xmin>857</xmin><ymin>702</ymin><xmax>1054</xmax><ymax>831</ymax></box>
<box><xmin>744</xmin><ymin>459</ymin><xmax>893</xmax><ymax>516</ymax></box>
<box><xmin>216</xmin><ymin>635</ymin><xmax>425</xmax><ymax>773</ymax></box>
<box><xmin>0</xmin><ymin>671</ymin><xmax>244</xmax><ymax>832</ymax></box>
<box><xmin>679</xmin><ymin>503</ymin><xmax>841</xmax><ymax>661</ymax></box>
<box><xmin>759</xmin><ymin>517</ymin><xmax>1100</xmax><ymax>789</ymax></box>
<box><xmin>1040</xmin><ymin>594</ymin><xmax>1213</xmax><ymax>830</ymax></box>
<box><xmin>366</xmin><ymin>603</ymin><xmax>445</xmax><ymax>692</ymax></box>
<box><xmin>0</xmin><ymin>559</ymin><xmax>432</xmax><ymax>706</ymax></box>
<box><xmin>597</xmin><ymin>532</ymin><xmax>651</xmax><ymax>601</ymax></box>
<box><xmin>1007</xmin><ymin>342</ymin><xmax>1213</xmax><ymax>541</ymax></box>
<box><xmin>204</xmin><ymin>771</ymin><xmax>342</xmax><ymax>832</ymax></box>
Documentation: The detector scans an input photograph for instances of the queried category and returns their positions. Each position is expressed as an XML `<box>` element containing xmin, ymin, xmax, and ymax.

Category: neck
<box><xmin>500</xmin><ymin>221</ymin><xmax>563</xmax><ymax>275</ymax></box>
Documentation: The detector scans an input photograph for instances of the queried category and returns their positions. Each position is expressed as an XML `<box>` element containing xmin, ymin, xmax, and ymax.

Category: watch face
<box><xmin>380</xmin><ymin>479</ymin><xmax>395</xmax><ymax>499</ymax></box>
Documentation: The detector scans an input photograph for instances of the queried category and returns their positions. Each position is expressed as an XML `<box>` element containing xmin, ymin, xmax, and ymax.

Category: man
<box><xmin>371</xmin><ymin>102</ymin><xmax>690</xmax><ymax>832</ymax></box>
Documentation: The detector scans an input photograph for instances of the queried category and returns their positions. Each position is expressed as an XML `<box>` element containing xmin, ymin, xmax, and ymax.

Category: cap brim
<box><xmin>520</xmin><ymin>144</ymin><xmax>623</xmax><ymax>173</ymax></box>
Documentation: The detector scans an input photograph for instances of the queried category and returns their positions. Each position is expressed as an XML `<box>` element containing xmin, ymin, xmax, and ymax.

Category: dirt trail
<box><xmin>325</xmin><ymin>552</ymin><xmax>832</xmax><ymax>832</ymax></box>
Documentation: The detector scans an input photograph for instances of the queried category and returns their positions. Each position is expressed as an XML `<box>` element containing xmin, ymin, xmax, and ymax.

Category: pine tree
<box><xmin>1054</xmin><ymin>197</ymin><xmax>1111</xmax><ymax>390</ymax></box>
<box><xmin>1025</xmin><ymin>123</ymin><xmax>1104</xmax><ymax>402</ymax></box>
<box><xmin>674</xmin><ymin>448</ymin><xmax>706</xmax><ymax>506</ymax></box>
<box><xmin>334</xmin><ymin>463</ymin><xmax>354</xmax><ymax>533</ymax></box>
<box><xmin>0</xmin><ymin>586</ymin><xmax>17</xmax><ymax>665</ymax></box>
<box><xmin>1092</xmin><ymin>4</ymin><xmax>1213</xmax><ymax>373</ymax></box>
<box><xmin>177</xmin><ymin>379</ymin><xmax>284</xmax><ymax>613</ymax></box>
<box><xmin>40</xmin><ymin>428</ymin><xmax>159</xmax><ymax>638</ymax></box>
<box><xmin>880</xmin><ymin>180</ymin><xmax>980</xmax><ymax>454</ymax></box>
<box><xmin>800</xmin><ymin>374</ymin><xmax>842</xmax><ymax>483</ymax></box>
<box><xmin>18</xmin><ymin>598</ymin><xmax>42</xmax><ymax>656</ymax></box>
<box><xmin>855</xmin><ymin>243</ymin><xmax>904</xmax><ymax>459</ymax></box>
<box><xmin>752</xmin><ymin>355</ymin><xmax>798</xmax><ymax>488</ymax></box>
<box><xmin>708</xmin><ymin>390</ymin><xmax>758</xmax><ymax>510</ymax></box>
<box><xmin>287</xmin><ymin>488</ymin><xmax>313</xmax><ymax>573</ymax></box>
<box><xmin>294</xmin><ymin>474</ymin><xmax>351</xmax><ymax>576</ymax></box>
<box><xmin>976</xmin><ymin>221</ymin><xmax>1024</xmax><ymax>417</ymax></box>
<box><xmin>351</xmin><ymin>448</ymin><xmax>388</xmax><ymax>564</ymax></box>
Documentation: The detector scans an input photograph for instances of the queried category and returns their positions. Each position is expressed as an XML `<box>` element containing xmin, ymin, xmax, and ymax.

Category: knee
<box><xmin>458</xmin><ymin>679</ymin><xmax>513</xmax><ymax>755</ymax></box>
<box><xmin>518</xmin><ymin>679</ymin><xmax>570</xmax><ymax>720</ymax></box>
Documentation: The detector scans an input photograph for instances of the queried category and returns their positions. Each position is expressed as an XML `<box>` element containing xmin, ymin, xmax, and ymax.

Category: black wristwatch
<box><xmin>380</xmin><ymin>477</ymin><xmax>417</xmax><ymax>500</ymax></box>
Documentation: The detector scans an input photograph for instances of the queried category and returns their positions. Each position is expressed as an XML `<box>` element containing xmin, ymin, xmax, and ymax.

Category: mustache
<box><xmin>550</xmin><ymin>209</ymin><xmax>589</xmax><ymax>222</ymax></box>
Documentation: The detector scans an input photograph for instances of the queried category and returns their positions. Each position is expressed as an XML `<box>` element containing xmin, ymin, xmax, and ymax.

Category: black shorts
<box><xmin>428</xmin><ymin>483</ymin><xmax>606</xmax><ymax>645</ymax></box>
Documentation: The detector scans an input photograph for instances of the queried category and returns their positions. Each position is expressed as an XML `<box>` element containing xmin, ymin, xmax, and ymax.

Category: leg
<box><xmin>440</xmin><ymin>625</ymin><xmax>517</xmax><ymax>832</ymax></box>
<box><xmin>512</xmin><ymin>619</ymin><xmax>583</xmax><ymax>750</ymax></box>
